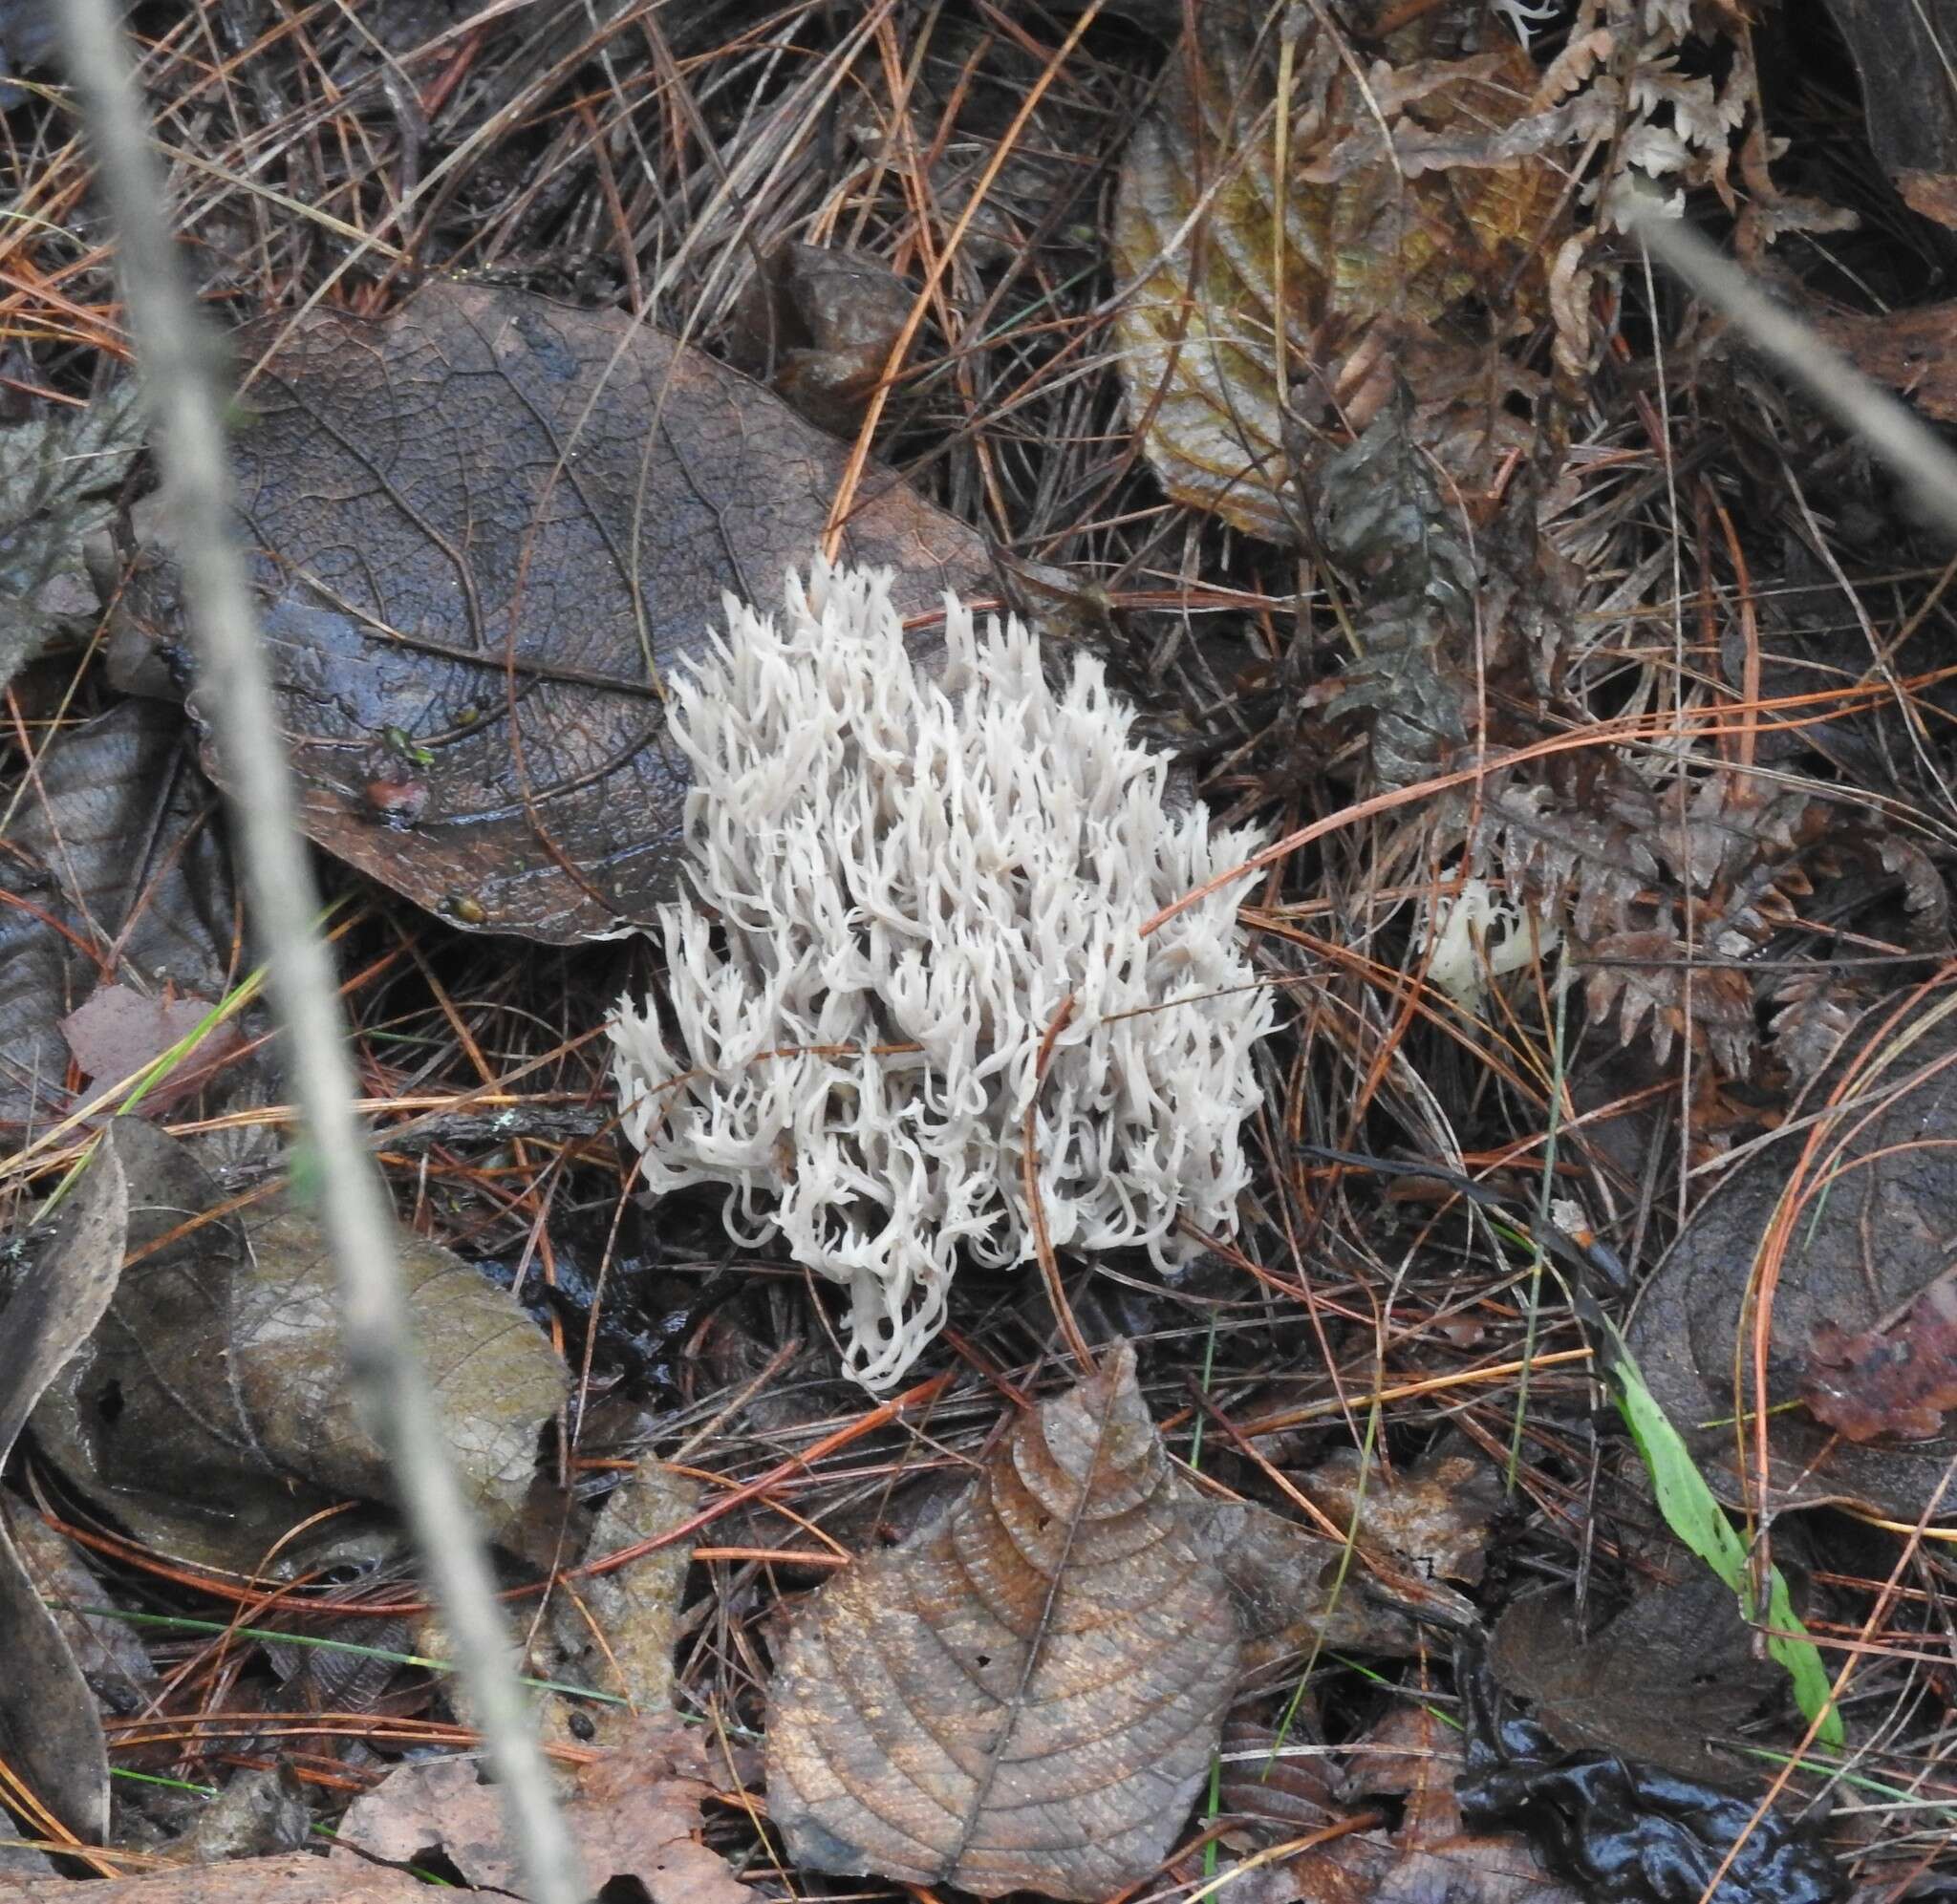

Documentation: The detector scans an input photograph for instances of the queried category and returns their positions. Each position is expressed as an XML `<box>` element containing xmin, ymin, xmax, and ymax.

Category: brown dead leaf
<box><xmin>1815</xmin><ymin>304</ymin><xmax>1957</xmax><ymax>422</ymax></box>
<box><xmin>0</xmin><ymin>701</ymin><xmax>243</xmax><ymax>1138</ymax></box>
<box><xmin>0</xmin><ymin>1127</ymin><xmax>130</xmax><ymax>1842</ymax></box>
<box><xmin>1488</xmin><ymin>1576</ymin><xmax>1780</xmax><ymax>1782</ymax></box>
<box><xmin>32</xmin><ymin>1120</ymin><xmax>567</xmax><ymax>1574</ymax></box>
<box><xmin>1111</xmin><ymin>3</ymin><xmax>1580</xmax><ymax>542</ymax></box>
<box><xmin>0</xmin><ymin>1851</ymin><xmax>426</xmax><ymax>1901</ymax></box>
<box><xmin>726</xmin><ymin>241</ymin><xmax>916</xmax><ymax>436</ymax></box>
<box><xmin>59</xmin><ymin>983</ymin><xmax>245</xmax><ymax>1112</ymax></box>
<box><xmin>1627</xmin><ymin>1003</ymin><xmax>1957</xmax><ymax>1519</ymax></box>
<box><xmin>1287</xmin><ymin>1703</ymin><xmax>1582</xmax><ymax>1904</ymax></box>
<box><xmin>127</xmin><ymin>282</ymin><xmax>989</xmax><ymax>943</ymax></box>
<box><xmin>1295</xmin><ymin>1444</ymin><xmax>1501</xmax><ymax>1587</ymax></box>
<box><xmin>333</xmin><ymin>1715</ymin><xmax>747</xmax><ymax>1901</ymax></box>
<box><xmin>765</xmin><ymin>1343</ymin><xmax>1433</xmax><ymax>1900</ymax></box>
<box><xmin>1802</xmin><ymin>1264</ymin><xmax>1957</xmax><ymax>1443</ymax></box>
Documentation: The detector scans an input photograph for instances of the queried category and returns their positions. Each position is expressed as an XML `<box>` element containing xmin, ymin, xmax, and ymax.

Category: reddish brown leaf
<box><xmin>127</xmin><ymin>282</ymin><xmax>989</xmax><ymax>943</ymax></box>
<box><xmin>59</xmin><ymin>983</ymin><xmax>243</xmax><ymax>1111</ymax></box>
<box><xmin>764</xmin><ymin>1344</ymin><xmax>1420</xmax><ymax>1900</ymax></box>
<box><xmin>1802</xmin><ymin>1269</ymin><xmax>1957</xmax><ymax>1443</ymax></box>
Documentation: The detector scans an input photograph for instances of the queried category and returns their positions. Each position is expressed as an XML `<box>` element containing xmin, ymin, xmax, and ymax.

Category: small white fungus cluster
<box><xmin>611</xmin><ymin>563</ymin><xmax>1275</xmax><ymax>1389</ymax></box>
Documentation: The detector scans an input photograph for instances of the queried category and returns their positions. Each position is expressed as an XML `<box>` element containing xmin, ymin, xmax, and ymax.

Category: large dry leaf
<box><xmin>764</xmin><ymin>1343</ymin><xmax>1430</xmax><ymax>1900</ymax></box>
<box><xmin>128</xmin><ymin>282</ymin><xmax>990</xmax><ymax>943</ymax></box>
<box><xmin>1111</xmin><ymin>4</ymin><xmax>1577</xmax><ymax>542</ymax></box>
<box><xmin>0</xmin><ymin>701</ymin><xmax>241</xmax><ymax>1138</ymax></box>
<box><xmin>32</xmin><ymin>1120</ymin><xmax>567</xmax><ymax>1573</ymax></box>
<box><xmin>0</xmin><ymin>1127</ymin><xmax>129</xmax><ymax>1842</ymax></box>
<box><xmin>333</xmin><ymin>1715</ymin><xmax>747</xmax><ymax>1901</ymax></box>
<box><xmin>1627</xmin><ymin>1005</ymin><xmax>1957</xmax><ymax>1520</ymax></box>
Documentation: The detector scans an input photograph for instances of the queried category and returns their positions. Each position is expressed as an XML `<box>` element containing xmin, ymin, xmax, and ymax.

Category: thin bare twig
<box><xmin>53</xmin><ymin>6</ymin><xmax>584</xmax><ymax>1898</ymax></box>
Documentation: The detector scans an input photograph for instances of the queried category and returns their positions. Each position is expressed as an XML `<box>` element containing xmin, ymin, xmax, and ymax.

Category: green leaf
<box><xmin>1605</xmin><ymin>1322</ymin><xmax>1842</xmax><ymax>1747</ymax></box>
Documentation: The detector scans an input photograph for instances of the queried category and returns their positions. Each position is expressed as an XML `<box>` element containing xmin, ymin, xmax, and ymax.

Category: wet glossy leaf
<box><xmin>0</xmin><ymin>385</ymin><xmax>140</xmax><ymax>688</ymax></box>
<box><xmin>1627</xmin><ymin>1003</ymin><xmax>1957</xmax><ymax>1522</ymax></box>
<box><xmin>764</xmin><ymin>1343</ymin><xmax>1424</xmax><ymax>1900</ymax></box>
<box><xmin>32</xmin><ymin>1120</ymin><xmax>568</xmax><ymax>1573</ymax></box>
<box><xmin>334</xmin><ymin>1715</ymin><xmax>747</xmax><ymax>1902</ymax></box>
<box><xmin>0</xmin><ymin>1126</ymin><xmax>130</xmax><ymax>1842</ymax></box>
<box><xmin>1111</xmin><ymin>4</ymin><xmax>1576</xmax><ymax>542</ymax></box>
<box><xmin>0</xmin><ymin>700</ymin><xmax>242</xmax><ymax>1139</ymax></box>
<box><xmin>129</xmin><ymin>283</ymin><xmax>990</xmax><ymax>942</ymax></box>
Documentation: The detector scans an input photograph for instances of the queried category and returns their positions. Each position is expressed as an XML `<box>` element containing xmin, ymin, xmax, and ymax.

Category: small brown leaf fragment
<box><xmin>1801</xmin><ymin>1268</ymin><xmax>1957</xmax><ymax>1443</ymax></box>
<box><xmin>333</xmin><ymin>1715</ymin><xmax>747</xmax><ymax>1902</ymax></box>
<box><xmin>1286</xmin><ymin>1704</ymin><xmax>1582</xmax><ymax>1904</ymax></box>
<box><xmin>1293</xmin><ymin>1444</ymin><xmax>1501</xmax><ymax>1588</ymax></box>
<box><xmin>1814</xmin><ymin>304</ymin><xmax>1957</xmax><ymax>422</ymax></box>
<box><xmin>59</xmin><ymin>983</ymin><xmax>243</xmax><ymax>1110</ymax></box>
<box><xmin>766</xmin><ymin>1344</ymin><xmax>1420</xmax><ymax>1900</ymax></box>
<box><xmin>726</xmin><ymin>241</ymin><xmax>916</xmax><ymax>436</ymax></box>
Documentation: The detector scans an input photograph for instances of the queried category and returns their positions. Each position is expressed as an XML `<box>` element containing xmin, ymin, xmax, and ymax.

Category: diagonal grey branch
<box><xmin>52</xmin><ymin>7</ymin><xmax>585</xmax><ymax>1898</ymax></box>
<box><xmin>1629</xmin><ymin>203</ymin><xmax>1957</xmax><ymax>541</ymax></box>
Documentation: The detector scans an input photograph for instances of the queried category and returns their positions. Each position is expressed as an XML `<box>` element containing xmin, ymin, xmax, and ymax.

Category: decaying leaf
<box><xmin>1288</xmin><ymin>1701</ymin><xmax>1584</xmax><ymax>1904</ymax></box>
<box><xmin>0</xmin><ymin>384</ymin><xmax>141</xmax><ymax>691</ymax></box>
<box><xmin>126</xmin><ymin>282</ymin><xmax>991</xmax><ymax>943</ymax></box>
<box><xmin>32</xmin><ymin>1120</ymin><xmax>568</xmax><ymax>1573</ymax></box>
<box><xmin>59</xmin><ymin>983</ymin><xmax>245</xmax><ymax>1113</ymax></box>
<box><xmin>765</xmin><ymin>1343</ymin><xmax>1439</xmax><ymax>1900</ymax></box>
<box><xmin>726</xmin><ymin>241</ymin><xmax>916</xmax><ymax>436</ymax></box>
<box><xmin>1802</xmin><ymin>1262</ymin><xmax>1957</xmax><ymax>1443</ymax></box>
<box><xmin>1489</xmin><ymin>1575</ymin><xmax>1782</xmax><ymax>1781</ymax></box>
<box><xmin>1111</xmin><ymin>2</ymin><xmax>1580</xmax><ymax>542</ymax></box>
<box><xmin>1815</xmin><ymin>303</ymin><xmax>1957</xmax><ymax>422</ymax></box>
<box><xmin>1294</xmin><ymin>1442</ymin><xmax>1501</xmax><ymax>1586</ymax></box>
<box><xmin>1627</xmin><ymin>1004</ymin><xmax>1957</xmax><ymax>1519</ymax></box>
<box><xmin>0</xmin><ymin>700</ymin><xmax>243</xmax><ymax>1138</ymax></box>
<box><xmin>0</xmin><ymin>1851</ymin><xmax>427</xmax><ymax>1902</ymax></box>
<box><xmin>333</xmin><ymin>1715</ymin><xmax>747</xmax><ymax>1902</ymax></box>
<box><xmin>0</xmin><ymin>1127</ymin><xmax>129</xmax><ymax>1842</ymax></box>
<box><xmin>543</xmin><ymin>1460</ymin><xmax>699</xmax><ymax>1748</ymax></box>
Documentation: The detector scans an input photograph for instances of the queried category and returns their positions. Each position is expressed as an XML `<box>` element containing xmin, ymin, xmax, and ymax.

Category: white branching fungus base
<box><xmin>611</xmin><ymin>563</ymin><xmax>1275</xmax><ymax>1389</ymax></box>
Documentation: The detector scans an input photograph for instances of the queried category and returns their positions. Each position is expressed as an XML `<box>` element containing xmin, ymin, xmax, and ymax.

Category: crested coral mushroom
<box><xmin>611</xmin><ymin>563</ymin><xmax>1275</xmax><ymax>1388</ymax></box>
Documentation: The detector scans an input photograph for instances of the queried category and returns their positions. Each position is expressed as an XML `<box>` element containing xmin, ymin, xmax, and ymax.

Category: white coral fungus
<box><xmin>610</xmin><ymin>563</ymin><xmax>1274</xmax><ymax>1390</ymax></box>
